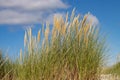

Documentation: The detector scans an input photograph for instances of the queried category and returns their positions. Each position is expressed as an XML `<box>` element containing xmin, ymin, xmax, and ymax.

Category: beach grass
<box><xmin>1</xmin><ymin>10</ymin><xmax>106</xmax><ymax>80</ymax></box>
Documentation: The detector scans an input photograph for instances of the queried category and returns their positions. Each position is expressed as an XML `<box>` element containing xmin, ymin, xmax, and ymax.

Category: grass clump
<box><xmin>13</xmin><ymin>11</ymin><xmax>106</xmax><ymax>80</ymax></box>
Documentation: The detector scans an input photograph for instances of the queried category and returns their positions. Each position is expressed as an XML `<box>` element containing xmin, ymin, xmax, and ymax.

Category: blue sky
<box><xmin>0</xmin><ymin>0</ymin><xmax>120</xmax><ymax>66</ymax></box>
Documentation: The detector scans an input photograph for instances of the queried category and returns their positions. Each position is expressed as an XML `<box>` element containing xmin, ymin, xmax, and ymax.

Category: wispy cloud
<box><xmin>87</xmin><ymin>14</ymin><xmax>99</xmax><ymax>26</ymax></box>
<box><xmin>0</xmin><ymin>0</ymin><xmax>68</xmax><ymax>24</ymax></box>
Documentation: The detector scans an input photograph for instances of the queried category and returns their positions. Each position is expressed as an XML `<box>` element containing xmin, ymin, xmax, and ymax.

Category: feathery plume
<box><xmin>84</xmin><ymin>24</ymin><xmax>90</xmax><ymax>36</ymax></box>
<box><xmin>54</xmin><ymin>16</ymin><xmax>61</xmax><ymax>32</ymax></box>
<box><xmin>70</xmin><ymin>8</ymin><xmax>75</xmax><ymax>22</ymax></box>
<box><xmin>24</xmin><ymin>31</ymin><xmax>27</xmax><ymax>47</ymax></box>
<box><xmin>45</xmin><ymin>23</ymin><xmax>49</xmax><ymax>41</ymax></box>
<box><xmin>82</xmin><ymin>13</ymin><xmax>89</xmax><ymax>27</ymax></box>
<box><xmin>61</xmin><ymin>23</ymin><xmax>67</xmax><ymax>35</ymax></box>
<box><xmin>27</xmin><ymin>28</ymin><xmax>32</xmax><ymax>47</ymax></box>
<box><xmin>65</xmin><ymin>12</ymin><xmax>69</xmax><ymax>23</ymax></box>
<box><xmin>37</xmin><ymin>30</ymin><xmax>41</xmax><ymax>43</ymax></box>
<box><xmin>20</xmin><ymin>49</ymin><xmax>22</xmax><ymax>62</ymax></box>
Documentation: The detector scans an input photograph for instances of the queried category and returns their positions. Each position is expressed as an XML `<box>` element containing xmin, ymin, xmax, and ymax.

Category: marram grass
<box><xmin>1</xmin><ymin>11</ymin><xmax>106</xmax><ymax>80</ymax></box>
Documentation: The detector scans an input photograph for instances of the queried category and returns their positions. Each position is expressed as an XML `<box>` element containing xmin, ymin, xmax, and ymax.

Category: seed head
<box><xmin>45</xmin><ymin>23</ymin><xmax>49</xmax><ymax>41</ymax></box>
<box><xmin>61</xmin><ymin>23</ymin><xmax>67</xmax><ymax>35</ymax></box>
<box><xmin>37</xmin><ymin>30</ymin><xmax>41</xmax><ymax>42</ymax></box>
<box><xmin>54</xmin><ymin>16</ymin><xmax>61</xmax><ymax>31</ymax></box>
<box><xmin>82</xmin><ymin>14</ymin><xmax>89</xmax><ymax>27</ymax></box>
<box><xmin>28</xmin><ymin>28</ymin><xmax>32</xmax><ymax>38</ymax></box>
<box><xmin>20</xmin><ymin>49</ymin><xmax>22</xmax><ymax>62</ymax></box>
<box><xmin>24</xmin><ymin>31</ymin><xmax>27</xmax><ymax>47</ymax></box>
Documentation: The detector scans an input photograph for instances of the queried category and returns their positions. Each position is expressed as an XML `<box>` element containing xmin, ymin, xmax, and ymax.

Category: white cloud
<box><xmin>87</xmin><ymin>14</ymin><xmax>99</xmax><ymax>26</ymax></box>
<box><xmin>0</xmin><ymin>0</ymin><xmax>68</xmax><ymax>24</ymax></box>
<box><xmin>0</xmin><ymin>10</ymin><xmax>41</xmax><ymax>24</ymax></box>
<box><xmin>0</xmin><ymin>0</ymin><xmax>68</xmax><ymax>11</ymax></box>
